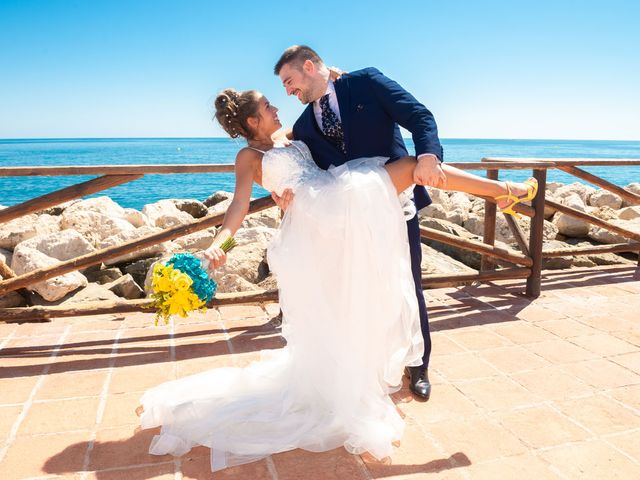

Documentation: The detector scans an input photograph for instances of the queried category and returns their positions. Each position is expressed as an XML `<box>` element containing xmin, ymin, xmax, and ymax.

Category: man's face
<box><xmin>279</xmin><ymin>62</ymin><xmax>316</xmax><ymax>104</ymax></box>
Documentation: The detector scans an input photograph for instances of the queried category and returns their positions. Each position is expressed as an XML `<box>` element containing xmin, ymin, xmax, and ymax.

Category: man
<box><xmin>273</xmin><ymin>45</ymin><xmax>445</xmax><ymax>400</ymax></box>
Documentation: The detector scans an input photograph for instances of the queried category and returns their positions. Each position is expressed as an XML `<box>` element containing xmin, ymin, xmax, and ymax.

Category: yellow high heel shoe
<box><xmin>495</xmin><ymin>177</ymin><xmax>538</xmax><ymax>219</ymax></box>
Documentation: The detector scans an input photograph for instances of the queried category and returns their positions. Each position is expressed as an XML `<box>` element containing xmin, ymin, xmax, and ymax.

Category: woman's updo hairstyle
<box><xmin>214</xmin><ymin>89</ymin><xmax>261</xmax><ymax>139</ymax></box>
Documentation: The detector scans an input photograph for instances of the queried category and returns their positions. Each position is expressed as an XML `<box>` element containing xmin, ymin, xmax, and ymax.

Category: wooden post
<box><xmin>526</xmin><ymin>169</ymin><xmax>547</xmax><ymax>298</ymax></box>
<box><xmin>482</xmin><ymin>169</ymin><xmax>499</xmax><ymax>271</ymax></box>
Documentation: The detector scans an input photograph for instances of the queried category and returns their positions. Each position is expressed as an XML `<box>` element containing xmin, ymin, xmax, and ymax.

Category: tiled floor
<box><xmin>0</xmin><ymin>265</ymin><xmax>639</xmax><ymax>479</ymax></box>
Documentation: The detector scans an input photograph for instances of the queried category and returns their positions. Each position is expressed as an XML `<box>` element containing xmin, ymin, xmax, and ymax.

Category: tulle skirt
<box><xmin>139</xmin><ymin>157</ymin><xmax>424</xmax><ymax>471</ymax></box>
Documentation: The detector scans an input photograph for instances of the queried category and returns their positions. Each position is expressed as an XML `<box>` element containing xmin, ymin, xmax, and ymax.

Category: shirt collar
<box><xmin>315</xmin><ymin>80</ymin><xmax>336</xmax><ymax>104</ymax></box>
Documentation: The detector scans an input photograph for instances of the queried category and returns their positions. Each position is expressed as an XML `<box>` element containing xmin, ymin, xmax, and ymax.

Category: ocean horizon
<box><xmin>1</xmin><ymin>137</ymin><xmax>639</xmax><ymax>210</ymax></box>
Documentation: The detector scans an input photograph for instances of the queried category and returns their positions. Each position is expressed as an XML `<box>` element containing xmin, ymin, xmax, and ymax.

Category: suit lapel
<box><xmin>334</xmin><ymin>74</ymin><xmax>351</xmax><ymax>154</ymax></box>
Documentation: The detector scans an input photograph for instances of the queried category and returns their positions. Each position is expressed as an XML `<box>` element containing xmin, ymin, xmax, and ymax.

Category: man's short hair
<box><xmin>274</xmin><ymin>45</ymin><xmax>324</xmax><ymax>75</ymax></box>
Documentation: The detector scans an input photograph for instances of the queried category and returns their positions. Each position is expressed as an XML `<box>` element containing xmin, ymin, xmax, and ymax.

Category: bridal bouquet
<box><xmin>147</xmin><ymin>238</ymin><xmax>236</xmax><ymax>325</ymax></box>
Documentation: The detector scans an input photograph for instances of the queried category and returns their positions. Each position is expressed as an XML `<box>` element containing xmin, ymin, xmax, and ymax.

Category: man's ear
<box><xmin>303</xmin><ymin>59</ymin><xmax>316</xmax><ymax>75</ymax></box>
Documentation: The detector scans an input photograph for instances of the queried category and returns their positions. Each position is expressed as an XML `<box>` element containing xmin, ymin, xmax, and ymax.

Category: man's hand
<box><xmin>271</xmin><ymin>188</ymin><xmax>294</xmax><ymax>212</ymax></box>
<box><xmin>413</xmin><ymin>154</ymin><xmax>447</xmax><ymax>188</ymax></box>
<box><xmin>203</xmin><ymin>246</ymin><xmax>227</xmax><ymax>271</ymax></box>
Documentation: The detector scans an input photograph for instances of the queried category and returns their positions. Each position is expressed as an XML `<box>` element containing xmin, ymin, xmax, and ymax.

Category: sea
<box><xmin>1</xmin><ymin>138</ymin><xmax>639</xmax><ymax>211</ymax></box>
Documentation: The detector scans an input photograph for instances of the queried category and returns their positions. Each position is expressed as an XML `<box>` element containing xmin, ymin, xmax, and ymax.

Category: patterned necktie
<box><xmin>319</xmin><ymin>94</ymin><xmax>346</xmax><ymax>154</ymax></box>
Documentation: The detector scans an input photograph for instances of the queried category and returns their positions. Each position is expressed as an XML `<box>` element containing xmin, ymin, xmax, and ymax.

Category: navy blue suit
<box><xmin>292</xmin><ymin>67</ymin><xmax>443</xmax><ymax>369</ymax></box>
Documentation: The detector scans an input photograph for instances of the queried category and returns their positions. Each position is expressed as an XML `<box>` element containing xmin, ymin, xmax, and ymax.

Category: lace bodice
<box><xmin>261</xmin><ymin>141</ymin><xmax>323</xmax><ymax>196</ymax></box>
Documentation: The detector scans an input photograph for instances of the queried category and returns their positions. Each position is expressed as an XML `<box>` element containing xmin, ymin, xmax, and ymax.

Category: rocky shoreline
<box><xmin>1</xmin><ymin>181</ymin><xmax>639</xmax><ymax>309</ymax></box>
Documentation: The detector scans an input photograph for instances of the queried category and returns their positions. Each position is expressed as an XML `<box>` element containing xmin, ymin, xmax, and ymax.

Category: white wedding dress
<box><xmin>139</xmin><ymin>141</ymin><xmax>424</xmax><ymax>472</ymax></box>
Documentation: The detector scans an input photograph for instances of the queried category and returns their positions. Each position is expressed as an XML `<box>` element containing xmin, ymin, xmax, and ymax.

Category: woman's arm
<box><xmin>203</xmin><ymin>149</ymin><xmax>257</xmax><ymax>268</ymax></box>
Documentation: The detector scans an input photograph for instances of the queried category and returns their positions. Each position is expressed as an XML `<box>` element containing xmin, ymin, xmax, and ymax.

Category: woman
<box><xmin>137</xmin><ymin>88</ymin><xmax>536</xmax><ymax>471</ymax></box>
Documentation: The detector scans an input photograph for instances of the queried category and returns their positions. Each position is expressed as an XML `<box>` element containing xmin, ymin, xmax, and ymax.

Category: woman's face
<box><xmin>254</xmin><ymin>95</ymin><xmax>281</xmax><ymax>137</ymax></box>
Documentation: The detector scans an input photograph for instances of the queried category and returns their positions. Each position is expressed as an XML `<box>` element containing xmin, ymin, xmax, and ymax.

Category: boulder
<box><xmin>174</xmin><ymin>230</ymin><xmax>216</xmax><ymax>250</ymax></box>
<box><xmin>464</xmin><ymin>213</ymin><xmax>558</xmax><ymax>244</ymax></box>
<box><xmin>85</xmin><ymin>266</ymin><xmax>124</xmax><ymax>285</ymax></box>
<box><xmin>11</xmin><ymin>246</ymin><xmax>87</xmax><ymax>301</ymax></box>
<box><xmin>449</xmin><ymin>192</ymin><xmax>473</xmax><ymax>213</ymax></box>
<box><xmin>588</xmin><ymin>219</ymin><xmax>639</xmax><ymax>244</ymax></box>
<box><xmin>541</xmin><ymin>240</ymin><xmax>574</xmax><ymax>269</ymax></box>
<box><xmin>123</xmin><ymin>208</ymin><xmax>151</xmax><ymax>228</ymax></box>
<box><xmin>552</xmin><ymin>194</ymin><xmax>590</xmax><ymax>238</ymax></box>
<box><xmin>553</xmin><ymin>182</ymin><xmax>596</xmax><ymax>205</ymax></box>
<box><xmin>60</xmin><ymin>210</ymin><xmax>136</xmax><ymax>247</ymax></box>
<box><xmin>444</xmin><ymin>208</ymin><xmax>468</xmax><ymax>226</ymax></box>
<box><xmin>257</xmin><ymin>274</ymin><xmax>279</xmax><ymax>291</ymax></box>
<box><xmin>62</xmin><ymin>196</ymin><xmax>127</xmax><ymax>218</ymax></box>
<box><xmin>618</xmin><ymin>206</ymin><xmax>640</xmax><ymax>221</ymax></box>
<box><xmin>124</xmin><ymin>256</ymin><xmax>163</xmax><ymax>289</ymax></box>
<box><xmin>589</xmin><ymin>189</ymin><xmax>622</xmax><ymax>209</ymax></box>
<box><xmin>203</xmin><ymin>191</ymin><xmax>233</xmax><ymax>208</ymax></box>
<box><xmin>142</xmin><ymin>200</ymin><xmax>194</xmax><ymax>228</ymax></box>
<box><xmin>103</xmin><ymin>273</ymin><xmax>144</xmax><ymax>299</ymax></box>
<box><xmin>37</xmin><ymin>200</ymin><xmax>79</xmax><ymax>216</ymax></box>
<box><xmin>420</xmin><ymin>243</ymin><xmax>475</xmax><ymax>275</ymax></box>
<box><xmin>424</xmin><ymin>187</ymin><xmax>453</xmax><ymax>211</ymax></box>
<box><xmin>0</xmin><ymin>289</ymin><xmax>26</xmax><ymax>308</ymax></box>
<box><xmin>170</xmin><ymin>199</ymin><xmax>209</xmax><ymax>219</ymax></box>
<box><xmin>418</xmin><ymin>203</ymin><xmax>448</xmax><ymax>221</ymax></box>
<box><xmin>622</xmin><ymin>183</ymin><xmax>640</xmax><ymax>207</ymax></box>
<box><xmin>100</xmin><ymin>226</ymin><xmax>174</xmax><ymax>264</ymax></box>
<box><xmin>207</xmin><ymin>199</ymin><xmax>233</xmax><ymax>217</ymax></box>
<box><xmin>242</xmin><ymin>207</ymin><xmax>282</xmax><ymax>229</ymax></box>
<box><xmin>0</xmin><ymin>248</ymin><xmax>13</xmax><ymax>268</ymax></box>
<box><xmin>215</xmin><ymin>227</ymin><xmax>276</xmax><ymax>284</ymax></box>
<box><xmin>587</xmin><ymin>206</ymin><xmax>618</xmax><ymax>221</ymax></box>
<box><xmin>216</xmin><ymin>273</ymin><xmax>263</xmax><ymax>294</ymax></box>
<box><xmin>0</xmin><ymin>213</ymin><xmax>60</xmax><ymax>249</ymax></box>
<box><xmin>59</xmin><ymin>283</ymin><xmax>121</xmax><ymax>304</ymax></box>
<box><xmin>16</xmin><ymin>229</ymin><xmax>95</xmax><ymax>261</ymax></box>
<box><xmin>565</xmin><ymin>239</ymin><xmax>634</xmax><ymax>266</ymax></box>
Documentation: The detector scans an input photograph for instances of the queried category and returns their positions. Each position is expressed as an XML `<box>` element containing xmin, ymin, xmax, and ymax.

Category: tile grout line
<box><xmin>79</xmin><ymin>322</ymin><xmax>126</xmax><ymax>479</ymax></box>
<box><xmin>0</xmin><ymin>327</ymin><xmax>17</xmax><ymax>351</ymax></box>
<box><xmin>0</xmin><ymin>324</ymin><xmax>72</xmax><ymax>465</ymax></box>
<box><xmin>168</xmin><ymin>320</ymin><xmax>184</xmax><ymax>480</ymax></box>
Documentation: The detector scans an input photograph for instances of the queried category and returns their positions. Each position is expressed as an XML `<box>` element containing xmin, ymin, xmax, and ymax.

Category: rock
<box><xmin>123</xmin><ymin>208</ymin><xmax>151</xmax><ymax>228</ymax></box>
<box><xmin>60</xmin><ymin>210</ymin><xmax>136</xmax><ymax>248</ymax></box>
<box><xmin>420</xmin><ymin>244</ymin><xmax>475</xmax><ymax>275</ymax></box>
<box><xmin>142</xmin><ymin>200</ymin><xmax>194</xmax><ymax>228</ymax></box>
<box><xmin>242</xmin><ymin>207</ymin><xmax>282</xmax><ymax>229</ymax></box>
<box><xmin>100</xmin><ymin>226</ymin><xmax>174</xmax><ymax>264</ymax></box>
<box><xmin>0</xmin><ymin>214</ymin><xmax>60</xmax><ymax>249</ymax></box>
<box><xmin>216</xmin><ymin>273</ymin><xmax>262</xmax><ymax>294</ymax></box>
<box><xmin>38</xmin><ymin>200</ymin><xmax>79</xmax><ymax>216</ymax></box>
<box><xmin>589</xmin><ymin>189</ymin><xmax>622</xmax><ymax>209</ymax></box>
<box><xmin>424</xmin><ymin>187</ymin><xmax>452</xmax><ymax>211</ymax></box>
<box><xmin>62</xmin><ymin>196</ymin><xmax>127</xmax><ymax>218</ymax></box>
<box><xmin>59</xmin><ymin>283</ymin><xmax>121</xmax><ymax>304</ymax></box>
<box><xmin>622</xmin><ymin>183</ymin><xmax>640</xmax><ymax>207</ymax></box>
<box><xmin>553</xmin><ymin>182</ymin><xmax>596</xmax><ymax>205</ymax></box>
<box><xmin>588</xmin><ymin>219</ymin><xmax>639</xmax><ymax>244</ymax></box>
<box><xmin>104</xmin><ymin>273</ymin><xmax>144</xmax><ymax>299</ymax></box>
<box><xmin>552</xmin><ymin>194</ymin><xmax>590</xmax><ymax>237</ymax></box>
<box><xmin>0</xmin><ymin>248</ymin><xmax>13</xmax><ymax>268</ymax></box>
<box><xmin>257</xmin><ymin>274</ymin><xmax>279</xmax><ymax>291</ymax></box>
<box><xmin>203</xmin><ymin>191</ymin><xmax>233</xmax><ymax>207</ymax></box>
<box><xmin>11</xmin><ymin>246</ymin><xmax>87</xmax><ymax>301</ymax></box>
<box><xmin>444</xmin><ymin>208</ymin><xmax>468</xmax><ymax>226</ymax></box>
<box><xmin>0</xmin><ymin>289</ymin><xmax>26</xmax><ymax>308</ymax></box>
<box><xmin>215</xmin><ymin>227</ymin><xmax>276</xmax><ymax>284</ymax></box>
<box><xmin>173</xmin><ymin>230</ymin><xmax>216</xmax><ymax>250</ymax></box>
<box><xmin>85</xmin><ymin>266</ymin><xmax>124</xmax><ymax>284</ymax></box>
<box><xmin>124</xmin><ymin>257</ymin><xmax>163</xmax><ymax>289</ymax></box>
<box><xmin>618</xmin><ymin>206</ymin><xmax>640</xmax><ymax>221</ymax></box>
<box><xmin>546</xmin><ymin>182</ymin><xmax>564</xmax><ymax>195</ymax></box>
<box><xmin>170</xmin><ymin>199</ymin><xmax>209</xmax><ymax>219</ymax></box>
<box><xmin>587</xmin><ymin>206</ymin><xmax>618</xmax><ymax>221</ymax></box>
<box><xmin>565</xmin><ymin>239</ymin><xmax>633</xmax><ymax>266</ymax></box>
<box><xmin>541</xmin><ymin>240</ymin><xmax>574</xmax><ymax>269</ymax></box>
<box><xmin>207</xmin><ymin>198</ymin><xmax>233</xmax><ymax>217</ymax></box>
<box><xmin>418</xmin><ymin>203</ymin><xmax>448</xmax><ymax>221</ymax></box>
<box><xmin>464</xmin><ymin>213</ymin><xmax>558</xmax><ymax>244</ymax></box>
<box><xmin>16</xmin><ymin>229</ymin><xmax>96</xmax><ymax>261</ymax></box>
<box><xmin>449</xmin><ymin>192</ymin><xmax>473</xmax><ymax>212</ymax></box>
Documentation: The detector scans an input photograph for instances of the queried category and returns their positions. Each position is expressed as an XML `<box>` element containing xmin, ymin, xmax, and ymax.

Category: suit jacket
<box><xmin>292</xmin><ymin>67</ymin><xmax>443</xmax><ymax>209</ymax></box>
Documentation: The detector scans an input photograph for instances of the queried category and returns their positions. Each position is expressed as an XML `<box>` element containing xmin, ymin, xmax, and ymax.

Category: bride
<box><xmin>137</xmin><ymin>88</ymin><xmax>537</xmax><ymax>472</ymax></box>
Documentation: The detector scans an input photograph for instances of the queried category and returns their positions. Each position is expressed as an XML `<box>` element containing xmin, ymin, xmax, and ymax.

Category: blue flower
<box><xmin>167</xmin><ymin>253</ymin><xmax>217</xmax><ymax>302</ymax></box>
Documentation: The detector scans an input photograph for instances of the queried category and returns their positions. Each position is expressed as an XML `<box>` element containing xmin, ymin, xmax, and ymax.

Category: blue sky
<box><xmin>1</xmin><ymin>0</ymin><xmax>638</xmax><ymax>140</ymax></box>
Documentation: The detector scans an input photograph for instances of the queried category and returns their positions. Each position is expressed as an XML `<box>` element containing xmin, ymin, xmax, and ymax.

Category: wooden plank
<box><xmin>0</xmin><ymin>195</ymin><xmax>276</xmax><ymax>297</ymax></box>
<box><xmin>0</xmin><ymin>259</ymin><xmax>15</xmax><ymax>279</ymax></box>
<box><xmin>481</xmin><ymin>169</ymin><xmax>499</xmax><ymax>271</ymax></box>
<box><xmin>526</xmin><ymin>169</ymin><xmax>547</xmax><ymax>298</ymax></box>
<box><xmin>422</xmin><ymin>267</ymin><xmax>531</xmax><ymax>288</ymax></box>
<box><xmin>483</xmin><ymin>157</ymin><xmax>640</xmax><ymax>167</ymax></box>
<box><xmin>0</xmin><ymin>174</ymin><xmax>143</xmax><ymax>224</ymax></box>
<box><xmin>0</xmin><ymin>164</ymin><xmax>236</xmax><ymax>176</ymax></box>
<box><xmin>546</xmin><ymin>199</ymin><xmax>640</xmax><ymax>243</ymax></box>
<box><xmin>543</xmin><ymin>242</ymin><xmax>640</xmax><ymax>257</ymax></box>
<box><xmin>419</xmin><ymin>225</ymin><xmax>533</xmax><ymax>267</ymax></box>
<box><xmin>504</xmin><ymin>213</ymin><xmax>531</xmax><ymax>257</ymax></box>
<box><xmin>558</xmin><ymin>165</ymin><xmax>640</xmax><ymax>205</ymax></box>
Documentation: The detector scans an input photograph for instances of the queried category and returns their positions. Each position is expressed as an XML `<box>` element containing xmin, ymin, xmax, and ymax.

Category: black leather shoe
<box><xmin>405</xmin><ymin>366</ymin><xmax>431</xmax><ymax>400</ymax></box>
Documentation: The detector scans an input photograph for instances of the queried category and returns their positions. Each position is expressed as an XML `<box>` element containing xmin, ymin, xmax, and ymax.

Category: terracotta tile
<box><xmin>540</xmin><ymin>440</ymin><xmax>640</xmax><ymax>479</ymax></box>
<box><xmin>102</xmin><ymin>392</ymin><xmax>143</xmax><ymax>428</ymax></box>
<box><xmin>174</xmin><ymin>338</ymin><xmax>230</xmax><ymax>361</ymax></box>
<box><xmin>431</xmin><ymin>333</ymin><xmax>466</xmax><ymax>356</ymax></box>
<box><xmin>175</xmin><ymin>356</ymin><xmax>235</xmax><ymax>377</ymax></box>
<box><xmin>427</xmin><ymin>415</ymin><xmax>526</xmax><ymax>463</ymax></box>
<box><xmin>18</xmin><ymin>396</ymin><xmax>100</xmax><ymax>435</ymax></box>
<box><xmin>109</xmin><ymin>364</ymin><xmax>174</xmax><ymax>394</ymax></box>
<box><xmin>455</xmin><ymin>376</ymin><xmax>539</xmax><ymax>411</ymax></box>
<box><xmin>69</xmin><ymin>318</ymin><xmax>124</xmax><ymax>332</ymax></box>
<box><xmin>569</xmin><ymin>333</ymin><xmax>637</xmax><ymax>356</ymax></box>
<box><xmin>0</xmin><ymin>322</ymin><xmax>17</xmax><ymax>338</ymax></box>
<box><xmin>0</xmin><ymin>431</ymin><xmax>90</xmax><ymax>479</ymax></box>
<box><xmin>11</xmin><ymin>321</ymin><xmax>68</xmax><ymax>338</ymax></box>
<box><xmin>0</xmin><ymin>405</ymin><xmax>22</xmax><ymax>441</ymax></box>
<box><xmin>264</xmin><ymin>302</ymin><xmax>281</xmax><ymax>317</ymax></box>
<box><xmin>35</xmin><ymin>370</ymin><xmax>108</xmax><ymax>400</ymax></box>
<box><xmin>464</xmin><ymin>453</ymin><xmax>561</xmax><ymax>480</ymax></box>
<box><xmin>514</xmin><ymin>304</ymin><xmax>565</xmax><ymax>322</ymax></box>
<box><xmin>579</xmin><ymin>314</ymin><xmax>636</xmax><ymax>333</ymax></box>
<box><xmin>180</xmin><ymin>453</ymin><xmax>272</xmax><ymax>479</ymax></box>
<box><xmin>522</xmin><ymin>338</ymin><xmax>598</xmax><ymax>364</ymax></box>
<box><xmin>0</xmin><ymin>375</ymin><xmax>38</xmax><ymax>404</ymax></box>
<box><xmin>511</xmin><ymin>366</ymin><xmax>594</xmax><ymax>400</ymax></box>
<box><xmin>606</xmin><ymin>430</ymin><xmax>640</xmax><ymax>462</ymax></box>
<box><xmin>84</xmin><ymin>463</ymin><xmax>175</xmax><ymax>479</ymax></box>
<box><xmin>397</xmin><ymin>383</ymin><xmax>477</xmax><ymax>424</ymax></box>
<box><xmin>2</xmin><ymin>333</ymin><xmax>62</xmax><ymax>354</ymax></box>
<box><xmin>489</xmin><ymin>322</ymin><xmax>556</xmax><ymax>344</ymax></box>
<box><xmin>560</xmin><ymin>358</ymin><xmax>640</xmax><ymax>389</ymax></box>
<box><xmin>432</xmin><ymin>352</ymin><xmax>500</xmax><ymax>381</ymax></box>
<box><xmin>89</xmin><ymin>427</ymin><xmax>172</xmax><ymax>470</ymax></box>
<box><xmin>478</xmin><ymin>345</ymin><xmax>550</xmax><ymax>374</ymax></box>
<box><xmin>228</xmin><ymin>333</ymin><xmax>285</xmax><ymax>355</ymax></box>
<box><xmin>537</xmin><ymin>318</ymin><xmax>599</xmax><ymax>338</ymax></box>
<box><xmin>218</xmin><ymin>305</ymin><xmax>265</xmax><ymax>320</ymax></box>
<box><xmin>555</xmin><ymin>394</ymin><xmax>640</xmax><ymax>435</ymax></box>
<box><xmin>496</xmin><ymin>405</ymin><xmax>591</xmax><ymax>449</ymax></box>
<box><xmin>607</xmin><ymin>384</ymin><xmax>640</xmax><ymax>410</ymax></box>
<box><xmin>271</xmin><ymin>447</ymin><xmax>367</xmax><ymax>480</ymax></box>
<box><xmin>446</xmin><ymin>329</ymin><xmax>512</xmax><ymax>351</ymax></box>
<box><xmin>112</xmin><ymin>345</ymin><xmax>173</xmax><ymax>368</ymax></box>
<box><xmin>609</xmin><ymin>351</ymin><xmax>640</xmax><ymax>374</ymax></box>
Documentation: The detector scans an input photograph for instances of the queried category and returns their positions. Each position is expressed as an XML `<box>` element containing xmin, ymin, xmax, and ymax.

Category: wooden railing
<box><xmin>0</xmin><ymin>158</ymin><xmax>639</xmax><ymax>322</ymax></box>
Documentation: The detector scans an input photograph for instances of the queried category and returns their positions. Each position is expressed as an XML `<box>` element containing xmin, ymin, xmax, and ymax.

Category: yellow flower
<box><xmin>174</xmin><ymin>272</ymin><xmax>193</xmax><ymax>292</ymax></box>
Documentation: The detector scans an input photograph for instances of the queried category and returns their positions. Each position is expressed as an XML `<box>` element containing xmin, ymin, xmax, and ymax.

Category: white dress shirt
<box><xmin>313</xmin><ymin>80</ymin><xmax>341</xmax><ymax>132</ymax></box>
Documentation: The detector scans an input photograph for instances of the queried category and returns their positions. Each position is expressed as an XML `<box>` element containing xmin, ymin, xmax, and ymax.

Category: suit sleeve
<box><xmin>367</xmin><ymin>68</ymin><xmax>443</xmax><ymax>162</ymax></box>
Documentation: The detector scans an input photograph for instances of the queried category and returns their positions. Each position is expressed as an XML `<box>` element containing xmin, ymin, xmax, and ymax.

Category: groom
<box><xmin>272</xmin><ymin>45</ymin><xmax>445</xmax><ymax>400</ymax></box>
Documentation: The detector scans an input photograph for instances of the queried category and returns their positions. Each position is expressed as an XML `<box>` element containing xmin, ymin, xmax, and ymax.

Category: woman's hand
<box><xmin>203</xmin><ymin>245</ymin><xmax>228</xmax><ymax>271</ymax></box>
<box><xmin>272</xmin><ymin>188</ymin><xmax>294</xmax><ymax>212</ymax></box>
